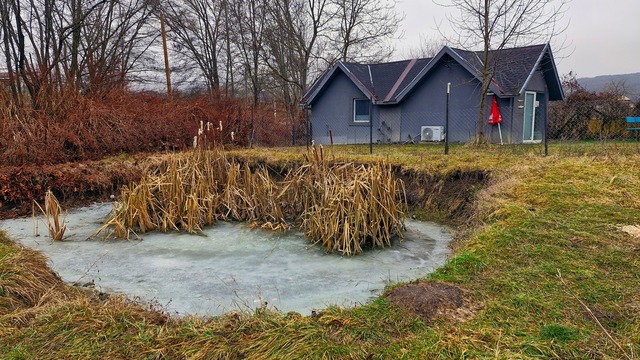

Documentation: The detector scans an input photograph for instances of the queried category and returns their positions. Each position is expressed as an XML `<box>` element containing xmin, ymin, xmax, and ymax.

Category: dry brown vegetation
<box><xmin>0</xmin><ymin>88</ymin><xmax>293</xmax><ymax>167</ymax></box>
<box><xmin>298</xmin><ymin>148</ymin><xmax>406</xmax><ymax>254</ymax></box>
<box><xmin>33</xmin><ymin>190</ymin><xmax>67</xmax><ymax>241</ymax></box>
<box><xmin>95</xmin><ymin>147</ymin><xmax>406</xmax><ymax>254</ymax></box>
<box><xmin>0</xmin><ymin>232</ymin><xmax>70</xmax><ymax>316</ymax></box>
<box><xmin>0</xmin><ymin>156</ymin><xmax>148</xmax><ymax>219</ymax></box>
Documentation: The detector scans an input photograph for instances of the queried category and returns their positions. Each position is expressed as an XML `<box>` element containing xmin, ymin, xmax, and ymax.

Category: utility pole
<box><xmin>160</xmin><ymin>13</ymin><xmax>172</xmax><ymax>101</ymax></box>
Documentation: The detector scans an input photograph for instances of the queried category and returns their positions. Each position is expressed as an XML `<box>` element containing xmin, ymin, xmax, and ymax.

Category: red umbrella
<box><xmin>488</xmin><ymin>95</ymin><xmax>504</xmax><ymax>144</ymax></box>
<box><xmin>488</xmin><ymin>95</ymin><xmax>502</xmax><ymax>125</ymax></box>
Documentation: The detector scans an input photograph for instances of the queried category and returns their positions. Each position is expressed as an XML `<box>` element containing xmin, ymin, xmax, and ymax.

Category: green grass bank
<box><xmin>1</xmin><ymin>142</ymin><xmax>639</xmax><ymax>359</ymax></box>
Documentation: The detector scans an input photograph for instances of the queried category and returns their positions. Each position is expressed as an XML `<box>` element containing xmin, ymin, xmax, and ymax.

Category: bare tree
<box><xmin>228</xmin><ymin>0</ymin><xmax>268</xmax><ymax>145</ymax></box>
<box><xmin>0</xmin><ymin>0</ymin><xmax>158</xmax><ymax>104</ymax></box>
<box><xmin>163</xmin><ymin>0</ymin><xmax>225</xmax><ymax>93</ymax></box>
<box><xmin>79</xmin><ymin>0</ymin><xmax>158</xmax><ymax>94</ymax></box>
<box><xmin>404</xmin><ymin>34</ymin><xmax>445</xmax><ymax>59</ymax></box>
<box><xmin>437</xmin><ymin>0</ymin><xmax>568</xmax><ymax>144</ymax></box>
<box><xmin>263</xmin><ymin>0</ymin><xmax>331</xmax><ymax>132</ymax></box>
<box><xmin>330</xmin><ymin>0</ymin><xmax>401</xmax><ymax>63</ymax></box>
<box><xmin>221</xmin><ymin>0</ymin><xmax>236</xmax><ymax>96</ymax></box>
<box><xmin>231</xmin><ymin>0</ymin><xmax>266</xmax><ymax>105</ymax></box>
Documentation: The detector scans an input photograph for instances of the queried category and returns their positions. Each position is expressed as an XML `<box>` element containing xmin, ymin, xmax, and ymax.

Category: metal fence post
<box><xmin>544</xmin><ymin>90</ymin><xmax>549</xmax><ymax>156</ymax></box>
<box><xmin>369</xmin><ymin>101</ymin><xmax>373</xmax><ymax>155</ymax></box>
<box><xmin>445</xmin><ymin>82</ymin><xmax>450</xmax><ymax>155</ymax></box>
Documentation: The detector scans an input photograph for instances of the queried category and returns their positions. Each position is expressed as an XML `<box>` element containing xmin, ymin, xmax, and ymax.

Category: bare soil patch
<box><xmin>621</xmin><ymin>225</ymin><xmax>640</xmax><ymax>239</ymax></box>
<box><xmin>386</xmin><ymin>281</ymin><xmax>478</xmax><ymax>322</ymax></box>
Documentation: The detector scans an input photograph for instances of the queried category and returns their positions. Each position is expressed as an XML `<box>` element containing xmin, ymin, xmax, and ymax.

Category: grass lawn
<box><xmin>1</xmin><ymin>142</ymin><xmax>639</xmax><ymax>359</ymax></box>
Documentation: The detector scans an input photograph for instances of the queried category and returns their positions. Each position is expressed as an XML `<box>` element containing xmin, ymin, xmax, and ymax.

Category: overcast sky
<box><xmin>393</xmin><ymin>0</ymin><xmax>640</xmax><ymax>78</ymax></box>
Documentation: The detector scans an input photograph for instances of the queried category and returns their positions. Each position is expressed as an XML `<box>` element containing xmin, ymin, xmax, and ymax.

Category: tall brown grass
<box><xmin>96</xmin><ymin>147</ymin><xmax>406</xmax><ymax>255</ymax></box>
<box><xmin>0</xmin><ymin>230</ymin><xmax>70</xmax><ymax>313</ymax></box>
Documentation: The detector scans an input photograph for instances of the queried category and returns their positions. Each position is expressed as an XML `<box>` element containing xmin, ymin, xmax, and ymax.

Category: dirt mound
<box><xmin>386</xmin><ymin>281</ymin><xmax>476</xmax><ymax>322</ymax></box>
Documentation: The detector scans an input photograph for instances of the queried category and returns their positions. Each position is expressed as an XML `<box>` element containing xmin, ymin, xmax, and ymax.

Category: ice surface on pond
<box><xmin>0</xmin><ymin>203</ymin><xmax>452</xmax><ymax>316</ymax></box>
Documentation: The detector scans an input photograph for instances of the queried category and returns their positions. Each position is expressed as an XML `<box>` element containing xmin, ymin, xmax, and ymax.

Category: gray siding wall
<box><xmin>400</xmin><ymin>60</ymin><xmax>488</xmax><ymax>143</ymax></box>
<box><xmin>378</xmin><ymin>105</ymin><xmax>402</xmax><ymax>142</ymax></box>
<box><xmin>310</xmin><ymin>71</ymin><xmax>379</xmax><ymax>145</ymax></box>
<box><xmin>525</xmin><ymin>68</ymin><xmax>546</xmax><ymax>92</ymax></box>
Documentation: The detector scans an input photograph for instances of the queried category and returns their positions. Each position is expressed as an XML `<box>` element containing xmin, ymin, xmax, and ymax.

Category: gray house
<box><xmin>300</xmin><ymin>43</ymin><xmax>564</xmax><ymax>144</ymax></box>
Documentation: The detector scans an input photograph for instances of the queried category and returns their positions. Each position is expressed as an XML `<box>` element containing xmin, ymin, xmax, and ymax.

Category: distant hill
<box><xmin>578</xmin><ymin>73</ymin><xmax>640</xmax><ymax>100</ymax></box>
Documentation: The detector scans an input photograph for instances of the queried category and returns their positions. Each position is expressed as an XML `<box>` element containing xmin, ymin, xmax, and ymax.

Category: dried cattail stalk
<box><xmin>34</xmin><ymin>190</ymin><xmax>67</xmax><ymax>241</ymax></box>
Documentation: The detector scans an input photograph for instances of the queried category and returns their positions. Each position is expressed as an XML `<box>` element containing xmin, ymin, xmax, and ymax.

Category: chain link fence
<box><xmin>250</xmin><ymin>100</ymin><xmax>640</xmax><ymax>156</ymax></box>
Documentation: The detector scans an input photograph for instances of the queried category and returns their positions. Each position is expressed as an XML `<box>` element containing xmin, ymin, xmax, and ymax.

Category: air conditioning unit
<box><xmin>421</xmin><ymin>126</ymin><xmax>445</xmax><ymax>141</ymax></box>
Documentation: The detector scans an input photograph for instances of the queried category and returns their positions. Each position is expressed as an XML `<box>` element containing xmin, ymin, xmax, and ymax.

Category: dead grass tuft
<box><xmin>620</xmin><ymin>225</ymin><xmax>640</xmax><ymax>239</ymax></box>
<box><xmin>296</xmin><ymin>147</ymin><xmax>406</xmax><ymax>254</ymax></box>
<box><xmin>0</xmin><ymin>233</ymin><xmax>70</xmax><ymax>315</ymax></box>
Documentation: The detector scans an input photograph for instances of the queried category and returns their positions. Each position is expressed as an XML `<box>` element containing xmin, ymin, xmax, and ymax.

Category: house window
<box><xmin>353</xmin><ymin>99</ymin><xmax>370</xmax><ymax>123</ymax></box>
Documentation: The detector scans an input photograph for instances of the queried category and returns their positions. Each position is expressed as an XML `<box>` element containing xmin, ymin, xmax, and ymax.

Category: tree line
<box><xmin>0</xmin><ymin>0</ymin><xmax>400</xmax><ymax>124</ymax></box>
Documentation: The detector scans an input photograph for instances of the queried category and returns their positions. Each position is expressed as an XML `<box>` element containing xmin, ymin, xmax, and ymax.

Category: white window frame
<box><xmin>353</xmin><ymin>98</ymin><xmax>370</xmax><ymax>123</ymax></box>
<box><xmin>523</xmin><ymin>91</ymin><xmax>542</xmax><ymax>143</ymax></box>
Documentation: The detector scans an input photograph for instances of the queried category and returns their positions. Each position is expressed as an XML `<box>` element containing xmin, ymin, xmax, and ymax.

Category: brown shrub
<box><xmin>0</xmin><ymin>88</ymin><xmax>296</xmax><ymax>166</ymax></box>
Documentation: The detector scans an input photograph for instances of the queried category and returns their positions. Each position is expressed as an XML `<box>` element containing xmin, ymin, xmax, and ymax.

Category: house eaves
<box><xmin>448</xmin><ymin>47</ymin><xmax>505</xmax><ymax>97</ymax></box>
<box><xmin>518</xmin><ymin>43</ymin><xmax>564</xmax><ymax>100</ymax></box>
<box><xmin>383</xmin><ymin>58</ymin><xmax>417</xmax><ymax>103</ymax></box>
<box><xmin>518</xmin><ymin>43</ymin><xmax>549</xmax><ymax>97</ymax></box>
<box><xmin>393</xmin><ymin>47</ymin><xmax>446</xmax><ymax>102</ymax></box>
<box><xmin>300</xmin><ymin>61</ymin><xmax>378</xmax><ymax>108</ymax></box>
<box><xmin>394</xmin><ymin>46</ymin><xmax>506</xmax><ymax>103</ymax></box>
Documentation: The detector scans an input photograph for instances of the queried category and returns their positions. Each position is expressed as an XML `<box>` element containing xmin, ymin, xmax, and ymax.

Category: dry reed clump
<box><xmin>292</xmin><ymin>146</ymin><xmax>406</xmax><ymax>255</ymax></box>
<box><xmin>33</xmin><ymin>190</ymin><xmax>67</xmax><ymax>241</ymax></box>
<box><xmin>95</xmin><ymin>148</ymin><xmax>291</xmax><ymax>239</ymax></box>
<box><xmin>96</xmin><ymin>146</ymin><xmax>406</xmax><ymax>255</ymax></box>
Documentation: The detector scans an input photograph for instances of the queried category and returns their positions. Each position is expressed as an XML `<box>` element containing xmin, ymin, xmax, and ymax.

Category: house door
<box><xmin>523</xmin><ymin>91</ymin><xmax>542</xmax><ymax>142</ymax></box>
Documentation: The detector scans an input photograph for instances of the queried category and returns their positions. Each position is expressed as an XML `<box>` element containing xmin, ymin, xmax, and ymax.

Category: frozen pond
<box><xmin>0</xmin><ymin>203</ymin><xmax>452</xmax><ymax>316</ymax></box>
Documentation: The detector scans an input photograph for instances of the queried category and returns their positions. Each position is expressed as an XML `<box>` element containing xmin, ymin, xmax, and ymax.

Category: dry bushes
<box><xmin>0</xmin><ymin>88</ymin><xmax>294</xmax><ymax>167</ymax></box>
<box><xmin>95</xmin><ymin>148</ymin><xmax>292</xmax><ymax>239</ymax></box>
<box><xmin>0</xmin><ymin>159</ymin><xmax>144</xmax><ymax>218</ymax></box>
<box><xmin>97</xmin><ymin>147</ymin><xmax>407</xmax><ymax>255</ymax></box>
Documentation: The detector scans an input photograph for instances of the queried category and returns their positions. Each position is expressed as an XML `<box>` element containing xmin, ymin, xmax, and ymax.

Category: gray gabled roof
<box><xmin>449</xmin><ymin>43</ymin><xmax>563</xmax><ymax>99</ymax></box>
<box><xmin>301</xmin><ymin>57</ymin><xmax>431</xmax><ymax>107</ymax></box>
<box><xmin>301</xmin><ymin>43</ymin><xmax>563</xmax><ymax>107</ymax></box>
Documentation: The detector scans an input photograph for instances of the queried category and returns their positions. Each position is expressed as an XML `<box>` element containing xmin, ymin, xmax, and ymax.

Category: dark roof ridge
<box><xmin>343</xmin><ymin>57</ymin><xmax>432</xmax><ymax>66</ymax></box>
<box><xmin>449</xmin><ymin>43</ymin><xmax>547</xmax><ymax>53</ymax></box>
